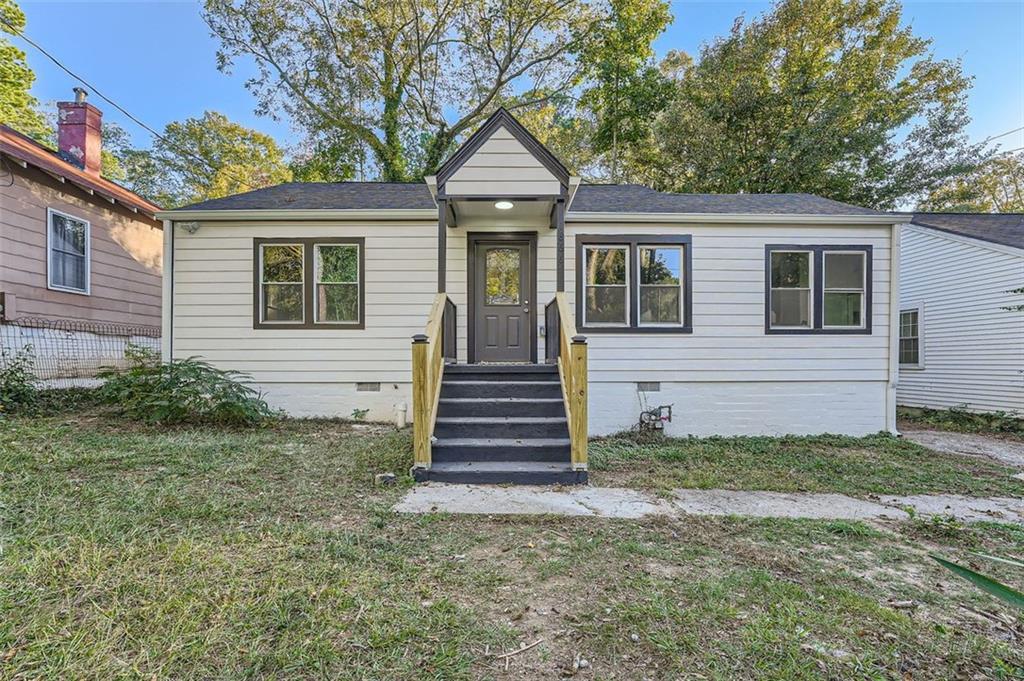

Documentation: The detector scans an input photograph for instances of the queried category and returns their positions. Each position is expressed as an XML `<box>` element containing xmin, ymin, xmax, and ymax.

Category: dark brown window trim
<box><xmin>253</xmin><ymin>237</ymin><xmax>365</xmax><ymax>330</ymax></box>
<box><xmin>764</xmin><ymin>244</ymin><xmax>873</xmax><ymax>335</ymax></box>
<box><xmin>575</xmin><ymin>234</ymin><xmax>693</xmax><ymax>334</ymax></box>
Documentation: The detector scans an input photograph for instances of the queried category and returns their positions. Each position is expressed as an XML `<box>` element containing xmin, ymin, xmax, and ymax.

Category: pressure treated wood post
<box><xmin>570</xmin><ymin>335</ymin><xmax>588</xmax><ymax>469</ymax></box>
<box><xmin>411</xmin><ymin>334</ymin><xmax>431</xmax><ymax>468</ymax></box>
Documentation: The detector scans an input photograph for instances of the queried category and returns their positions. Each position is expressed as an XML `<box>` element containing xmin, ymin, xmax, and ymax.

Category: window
<box><xmin>254</xmin><ymin>238</ymin><xmax>364</xmax><ymax>329</ymax></box>
<box><xmin>47</xmin><ymin>208</ymin><xmax>90</xmax><ymax>294</ymax></box>
<box><xmin>769</xmin><ymin>251</ymin><xmax>812</xmax><ymax>328</ymax></box>
<box><xmin>765</xmin><ymin>245</ymin><xmax>872</xmax><ymax>334</ymax></box>
<box><xmin>315</xmin><ymin>244</ymin><xmax>360</xmax><ymax>323</ymax></box>
<box><xmin>823</xmin><ymin>251</ymin><xmax>866</xmax><ymax>329</ymax></box>
<box><xmin>583</xmin><ymin>246</ymin><xmax>628</xmax><ymax>326</ymax></box>
<box><xmin>899</xmin><ymin>307</ymin><xmax>922</xmax><ymax>368</ymax></box>
<box><xmin>260</xmin><ymin>244</ymin><xmax>304</xmax><ymax>323</ymax></box>
<box><xmin>576</xmin><ymin>235</ymin><xmax>691</xmax><ymax>333</ymax></box>
<box><xmin>639</xmin><ymin>246</ymin><xmax>684</xmax><ymax>326</ymax></box>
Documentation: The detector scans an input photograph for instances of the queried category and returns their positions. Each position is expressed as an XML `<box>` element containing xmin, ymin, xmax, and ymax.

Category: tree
<box><xmin>576</xmin><ymin>0</ymin><xmax>673</xmax><ymax>182</ymax></box>
<box><xmin>653</xmin><ymin>0</ymin><xmax>985</xmax><ymax>210</ymax></box>
<box><xmin>0</xmin><ymin>0</ymin><xmax>49</xmax><ymax>141</ymax></box>
<box><xmin>203</xmin><ymin>0</ymin><xmax>600</xmax><ymax>181</ymax></box>
<box><xmin>130</xmin><ymin>111</ymin><xmax>292</xmax><ymax>208</ymax></box>
<box><xmin>289</xmin><ymin>131</ymin><xmax>364</xmax><ymax>183</ymax></box>
<box><xmin>919</xmin><ymin>150</ymin><xmax>1024</xmax><ymax>213</ymax></box>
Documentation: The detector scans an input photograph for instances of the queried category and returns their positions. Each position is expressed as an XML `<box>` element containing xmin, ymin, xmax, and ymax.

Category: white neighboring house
<box><xmin>157</xmin><ymin>109</ymin><xmax>909</xmax><ymax>484</ymax></box>
<box><xmin>898</xmin><ymin>213</ymin><xmax>1024</xmax><ymax>416</ymax></box>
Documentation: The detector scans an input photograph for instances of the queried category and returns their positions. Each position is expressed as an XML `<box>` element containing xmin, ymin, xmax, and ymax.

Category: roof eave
<box><xmin>156</xmin><ymin>208</ymin><xmax>439</xmax><ymax>221</ymax></box>
<box><xmin>566</xmin><ymin>211</ymin><xmax>910</xmax><ymax>225</ymax></box>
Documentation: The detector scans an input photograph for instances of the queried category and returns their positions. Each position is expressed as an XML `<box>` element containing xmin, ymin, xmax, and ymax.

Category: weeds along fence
<box><xmin>0</xmin><ymin>317</ymin><xmax>160</xmax><ymax>388</ymax></box>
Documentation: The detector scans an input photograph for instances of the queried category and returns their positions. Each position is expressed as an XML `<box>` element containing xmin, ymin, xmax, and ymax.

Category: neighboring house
<box><xmin>898</xmin><ymin>213</ymin><xmax>1024</xmax><ymax>416</ymax></box>
<box><xmin>0</xmin><ymin>89</ymin><xmax>163</xmax><ymax>380</ymax></box>
<box><xmin>158</xmin><ymin>109</ymin><xmax>908</xmax><ymax>484</ymax></box>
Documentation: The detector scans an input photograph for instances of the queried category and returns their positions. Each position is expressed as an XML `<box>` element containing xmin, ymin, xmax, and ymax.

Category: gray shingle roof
<box><xmin>177</xmin><ymin>182</ymin><xmax>436</xmax><ymax>211</ymax></box>
<box><xmin>911</xmin><ymin>213</ymin><xmax>1024</xmax><ymax>250</ymax></box>
<box><xmin>571</xmin><ymin>184</ymin><xmax>885</xmax><ymax>215</ymax></box>
<box><xmin>171</xmin><ymin>181</ymin><xmax>885</xmax><ymax>216</ymax></box>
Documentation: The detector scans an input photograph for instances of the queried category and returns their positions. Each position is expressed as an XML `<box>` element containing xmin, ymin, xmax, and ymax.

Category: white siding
<box><xmin>898</xmin><ymin>226</ymin><xmax>1024</xmax><ymax>415</ymax></box>
<box><xmin>171</xmin><ymin>220</ymin><xmax>437</xmax><ymax>421</ymax></box>
<box><xmin>171</xmin><ymin>216</ymin><xmax>896</xmax><ymax>434</ymax></box>
<box><xmin>445</xmin><ymin>126</ymin><xmax>561</xmax><ymax>196</ymax></box>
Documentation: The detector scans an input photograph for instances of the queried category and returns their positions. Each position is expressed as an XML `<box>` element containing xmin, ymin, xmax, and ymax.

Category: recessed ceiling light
<box><xmin>494</xmin><ymin>200</ymin><xmax>514</xmax><ymax>210</ymax></box>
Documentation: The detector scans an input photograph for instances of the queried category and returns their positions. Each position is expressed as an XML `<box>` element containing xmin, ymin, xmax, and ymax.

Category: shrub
<box><xmin>0</xmin><ymin>347</ymin><xmax>39</xmax><ymax>414</ymax></box>
<box><xmin>98</xmin><ymin>357</ymin><xmax>278</xmax><ymax>426</ymax></box>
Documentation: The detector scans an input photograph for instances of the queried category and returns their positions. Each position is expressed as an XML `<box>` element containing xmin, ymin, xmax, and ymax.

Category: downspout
<box><xmin>886</xmin><ymin>221</ymin><xmax>901</xmax><ymax>435</ymax></box>
<box><xmin>161</xmin><ymin>219</ymin><xmax>173</xmax><ymax>363</ymax></box>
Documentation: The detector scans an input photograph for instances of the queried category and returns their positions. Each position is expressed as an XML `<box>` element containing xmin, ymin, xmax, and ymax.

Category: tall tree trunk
<box><xmin>378</xmin><ymin>53</ymin><xmax>408</xmax><ymax>182</ymax></box>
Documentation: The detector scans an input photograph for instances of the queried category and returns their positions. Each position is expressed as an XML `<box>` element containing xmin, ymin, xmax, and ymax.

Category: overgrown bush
<box><xmin>98</xmin><ymin>356</ymin><xmax>278</xmax><ymax>426</ymax></box>
<box><xmin>0</xmin><ymin>347</ymin><xmax>39</xmax><ymax>414</ymax></box>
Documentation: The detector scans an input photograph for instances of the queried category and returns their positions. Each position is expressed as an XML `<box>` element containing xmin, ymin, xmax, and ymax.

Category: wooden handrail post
<box><xmin>569</xmin><ymin>335</ymin><xmax>588</xmax><ymax>470</ymax></box>
<box><xmin>411</xmin><ymin>333</ymin><xmax>431</xmax><ymax>468</ymax></box>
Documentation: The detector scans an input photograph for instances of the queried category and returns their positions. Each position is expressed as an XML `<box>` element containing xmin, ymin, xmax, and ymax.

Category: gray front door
<box><xmin>472</xmin><ymin>238</ymin><xmax>533</xmax><ymax>363</ymax></box>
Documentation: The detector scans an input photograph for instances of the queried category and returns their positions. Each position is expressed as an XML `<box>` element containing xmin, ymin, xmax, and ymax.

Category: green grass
<box><xmin>589</xmin><ymin>431</ymin><xmax>1024</xmax><ymax>496</ymax></box>
<box><xmin>2</xmin><ymin>413</ymin><xmax>1022</xmax><ymax>679</ymax></box>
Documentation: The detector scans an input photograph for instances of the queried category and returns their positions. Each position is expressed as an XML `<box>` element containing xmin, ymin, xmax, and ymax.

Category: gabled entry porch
<box><xmin>409</xmin><ymin>108</ymin><xmax>588</xmax><ymax>484</ymax></box>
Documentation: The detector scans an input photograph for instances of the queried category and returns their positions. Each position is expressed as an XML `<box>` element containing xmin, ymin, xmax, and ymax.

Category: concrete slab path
<box><xmin>902</xmin><ymin>429</ymin><xmax>1024</xmax><ymax>471</ymax></box>
<box><xmin>394</xmin><ymin>484</ymin><xmax>1024</xmax><ymax>524</ymax></box>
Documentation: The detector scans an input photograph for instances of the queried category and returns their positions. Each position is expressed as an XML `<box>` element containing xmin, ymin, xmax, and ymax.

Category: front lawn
<box><xmin>2</xmin><ymin>414</ymin><xmax>1022</xmax><ymax>679</ymax></box>
<box><xmin>590</xmin><ymin>432</ymin><xmax>1024</xmax><ymax>497</ymax></box>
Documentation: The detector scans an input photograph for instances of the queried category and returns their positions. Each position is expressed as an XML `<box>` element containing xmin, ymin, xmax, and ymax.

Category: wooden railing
<box><xmin>545</xmin><ymin>292</ymin><xmax>588</xmax><ymax>469</ymax></box>
<box><xmin>412</xmin><ymin>293</ymin><xmax>456</xmax><ymax>469</ymax></box>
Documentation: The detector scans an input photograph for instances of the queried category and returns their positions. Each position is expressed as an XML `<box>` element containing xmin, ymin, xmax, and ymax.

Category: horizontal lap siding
<box><xmin>567</xmin><ymin>222</ymin><xmax>893</xmax><ymax>384</ymax></box>
<box><xmin>1</xmin><ymin>163</ymin><xmax>163</xmax><ymax>326</ymax></box>
<box><xmin>172</xmin><ymin>221</ymin><xmax>437</xmax><ymax>393</ymax></box>
<box><xmin>445</xmin><ymin>127</ymin><xmax>561</xmax><ymax>196</ymax></box>
<box><xmin>898</xmin><ymin>227</ymin><xmax>1024</xmax><ymax>414</ymax></box>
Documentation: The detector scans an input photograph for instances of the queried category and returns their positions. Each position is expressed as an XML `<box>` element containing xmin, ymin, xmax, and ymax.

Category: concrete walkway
<box><xmin>901</xmin><ymin>429</ymin><xmax>1024</xmax><ymax>479</ymax></box>
<box><xmin>394</xmin><ymin>484</ymin><xmax>1024</xmax><ymax>523</ymax></box>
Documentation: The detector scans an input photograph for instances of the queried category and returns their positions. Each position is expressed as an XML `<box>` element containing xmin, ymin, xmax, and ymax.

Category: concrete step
<box><xmin>413</xmin><ymin>461</ymin><xmax>587</xmax><ymax>485</ymax></box>
<box><xmin>437</xmin><ymin>397</ymin><xmax>565</xmax><ymax>418</ymax></box>
<box><xmin>434</xmin><ymin>416</ymin><xmax>569</xmax><ymax>439</ymax></box>
<box><xmin>432</xmin><ymin>437</ymin><xmax>571</xmax><ymax>463</ymax></box>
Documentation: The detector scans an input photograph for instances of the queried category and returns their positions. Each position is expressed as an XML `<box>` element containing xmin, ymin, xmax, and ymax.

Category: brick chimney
<box><xmin>57</xmin><ymin>87</ymin><xmax>102</xmax><ymax>176</ymax></box>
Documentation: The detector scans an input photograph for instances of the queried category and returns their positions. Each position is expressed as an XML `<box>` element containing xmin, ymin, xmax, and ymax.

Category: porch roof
<box><xmin>167</xmin><ymin>181</ymin><xmax>888</xmax><ymax>217</ymax></box>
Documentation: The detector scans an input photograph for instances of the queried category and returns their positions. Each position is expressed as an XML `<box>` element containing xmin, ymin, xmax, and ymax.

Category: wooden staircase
<box><xmin>411</xmin><ymin>292</ymin><xmax>587</xmax><ymax>486</ymax></box>
<box><xmin>413</xmin><ymin>364</ymin><xmax>586</xmax><ymax>484</ymax></box>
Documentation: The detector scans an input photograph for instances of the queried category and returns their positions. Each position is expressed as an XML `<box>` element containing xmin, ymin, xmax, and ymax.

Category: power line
<box><xmin>983</xmin><ymin>126</ymin><xmax>1024</xmax><ymax>145</ymax></box>
<box><xmin>1</xmin><ymin>17</ymin><xmax>254</xmax><ymax>192</ymax></box>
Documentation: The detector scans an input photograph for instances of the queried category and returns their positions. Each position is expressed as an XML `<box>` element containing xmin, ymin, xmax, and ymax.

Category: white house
<box><xmin>158</xmin><ymin>109</ymin><xmax>908</xmax><ymax>484</ymax></box>
<box><xmin>898</xmin><ymin>213</ymin><xmax>1024</xmax><ymax>416</ymax></box>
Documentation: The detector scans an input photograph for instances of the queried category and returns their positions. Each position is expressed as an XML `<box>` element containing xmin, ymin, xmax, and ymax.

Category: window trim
<box><xmin>768</xmin><ymin>249</ymin><xmax>814</xmax><ymax>330</ymax></box>
<box><xmin>764</xmin><ymin>244</ymin><xmax>873</xmax><ymax>335</ymax></box>
<box><xmin>253</xmin><ymin>237</ymin><xmax>365</xmax><ymax>330</ymax></box>
<box><xmin>822</xmin><ymin>250</ymin><xmax>867</xmax><ymax>330</ymax></box>
<box><xmin>581</xmin><ymin>244</ymin><xmax>630</xmax><ymax>328</ymax></box>
<box><xmin>46</xmin><ymin>207</ymin><xmax>91</xmax><ymax>295</ymax></box>
<box><xmin>899</xmin><ymin>303</ymin><xmax>925</xmax><ymax>370</ymax></box>
<box><xmin>576</xmin><ymin>234</ymin><xmax>693</xmax><ymax>334</ymax></box>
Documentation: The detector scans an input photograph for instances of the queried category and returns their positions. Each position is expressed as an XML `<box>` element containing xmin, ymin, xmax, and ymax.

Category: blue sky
<box><xmin>17</xmin><ymin>0</ymin><xmax>1024</xmax><ymax>155</ymax></box>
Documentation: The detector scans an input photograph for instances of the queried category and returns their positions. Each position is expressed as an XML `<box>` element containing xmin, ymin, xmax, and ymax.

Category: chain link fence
<box><xmin>0</xmin><ymin>317</ymin><xmax>161</xmax><ymax>388</ymax></box>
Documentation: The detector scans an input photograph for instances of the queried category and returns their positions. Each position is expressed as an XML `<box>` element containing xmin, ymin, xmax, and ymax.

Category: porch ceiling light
<box><xmin>494</xmin><ymin>200</ymin><xmax>514</xmax><ymax>210</ymax></box>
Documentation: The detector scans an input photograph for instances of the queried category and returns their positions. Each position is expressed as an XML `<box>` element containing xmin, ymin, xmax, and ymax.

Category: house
<box><xmin>898</xmin><ymin>213</ymin><xmax>1024</xmax><ymax>416</ymax></box>
<box><xmin>0</xmin><ymin>89</ymin><xmax>163</xmax><ymax>380</ymax></box>
<box><xmin>158</xmin><ymin>108</ymin><xmax>908</xmax><ymax>484</ymax></box>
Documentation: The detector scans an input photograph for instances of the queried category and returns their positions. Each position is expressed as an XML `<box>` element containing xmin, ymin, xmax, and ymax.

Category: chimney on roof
<box><xmin>57</xmin><ymin>87</ymin><xmax>102</xmax><ymax>176</ymax></box>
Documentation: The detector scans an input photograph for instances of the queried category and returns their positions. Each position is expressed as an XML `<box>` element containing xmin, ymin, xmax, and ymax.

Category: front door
<box><xmin>471</xmin><ymin>236</ymin><xmax>534</xmax><ymax>363</ymax></box>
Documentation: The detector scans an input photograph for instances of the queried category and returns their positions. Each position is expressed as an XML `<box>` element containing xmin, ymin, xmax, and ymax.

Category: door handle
<box><xmin>523</xmin><ymin>307</ymin><xmax>530</xmax><ymax>313</ymax></box>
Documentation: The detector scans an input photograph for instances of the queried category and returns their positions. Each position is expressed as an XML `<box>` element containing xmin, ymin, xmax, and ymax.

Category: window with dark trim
<box><xmin>253</xmin><ymin>237</ymin><xmax>364</xmax><ymax>329</ymax></box>
<box><xmin>899</xmin><ymin>306</ymin><xmax>923</xmax><ymax>368</ymax></box>
<box><xmin>576</xmin><ymin>235</ymin><xmax>692</xmax><ymax>334</ymax></box>
<box><xmin>764</xmin><ymin>244</ymin><xmax>872</xmax><ymax>335</ymax></box>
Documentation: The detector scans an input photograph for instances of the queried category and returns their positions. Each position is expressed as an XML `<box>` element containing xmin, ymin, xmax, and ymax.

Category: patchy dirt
<box><xmin>902</xmin><ymin>429</ymin><xmax>1024</xmax><ymax>470</ymax></box>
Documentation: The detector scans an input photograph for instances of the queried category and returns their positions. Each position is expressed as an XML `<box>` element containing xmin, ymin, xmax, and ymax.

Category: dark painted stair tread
<box><xmin>440</xmin><ymin>398</ymin><xmax>563</xmax><ymax>403</ymax></box>
<box><xmin>436</xmin><ymin>417</ymin><xmax>566</xmax><ymax>423</ymax></box>
<box><xmin>414</xmin><ymin>460</ymin><xmax>588</xmax><ymax>485</ymax></box>
<box><xmin>434</xmin><ymin>437</ymin><xmax>571</xmax><ymax>447</ymax></box>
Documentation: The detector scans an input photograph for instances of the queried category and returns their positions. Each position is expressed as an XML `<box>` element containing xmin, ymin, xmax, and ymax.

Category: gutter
<box><xmin>155</xmin><ymin>208</ymin><xmax>439</xmax><ymax>221</ymax></box>
<box><xmin>567</xmin><ymin>212</ymin><xmax>914</xmax><ymax>225</ymax></box>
